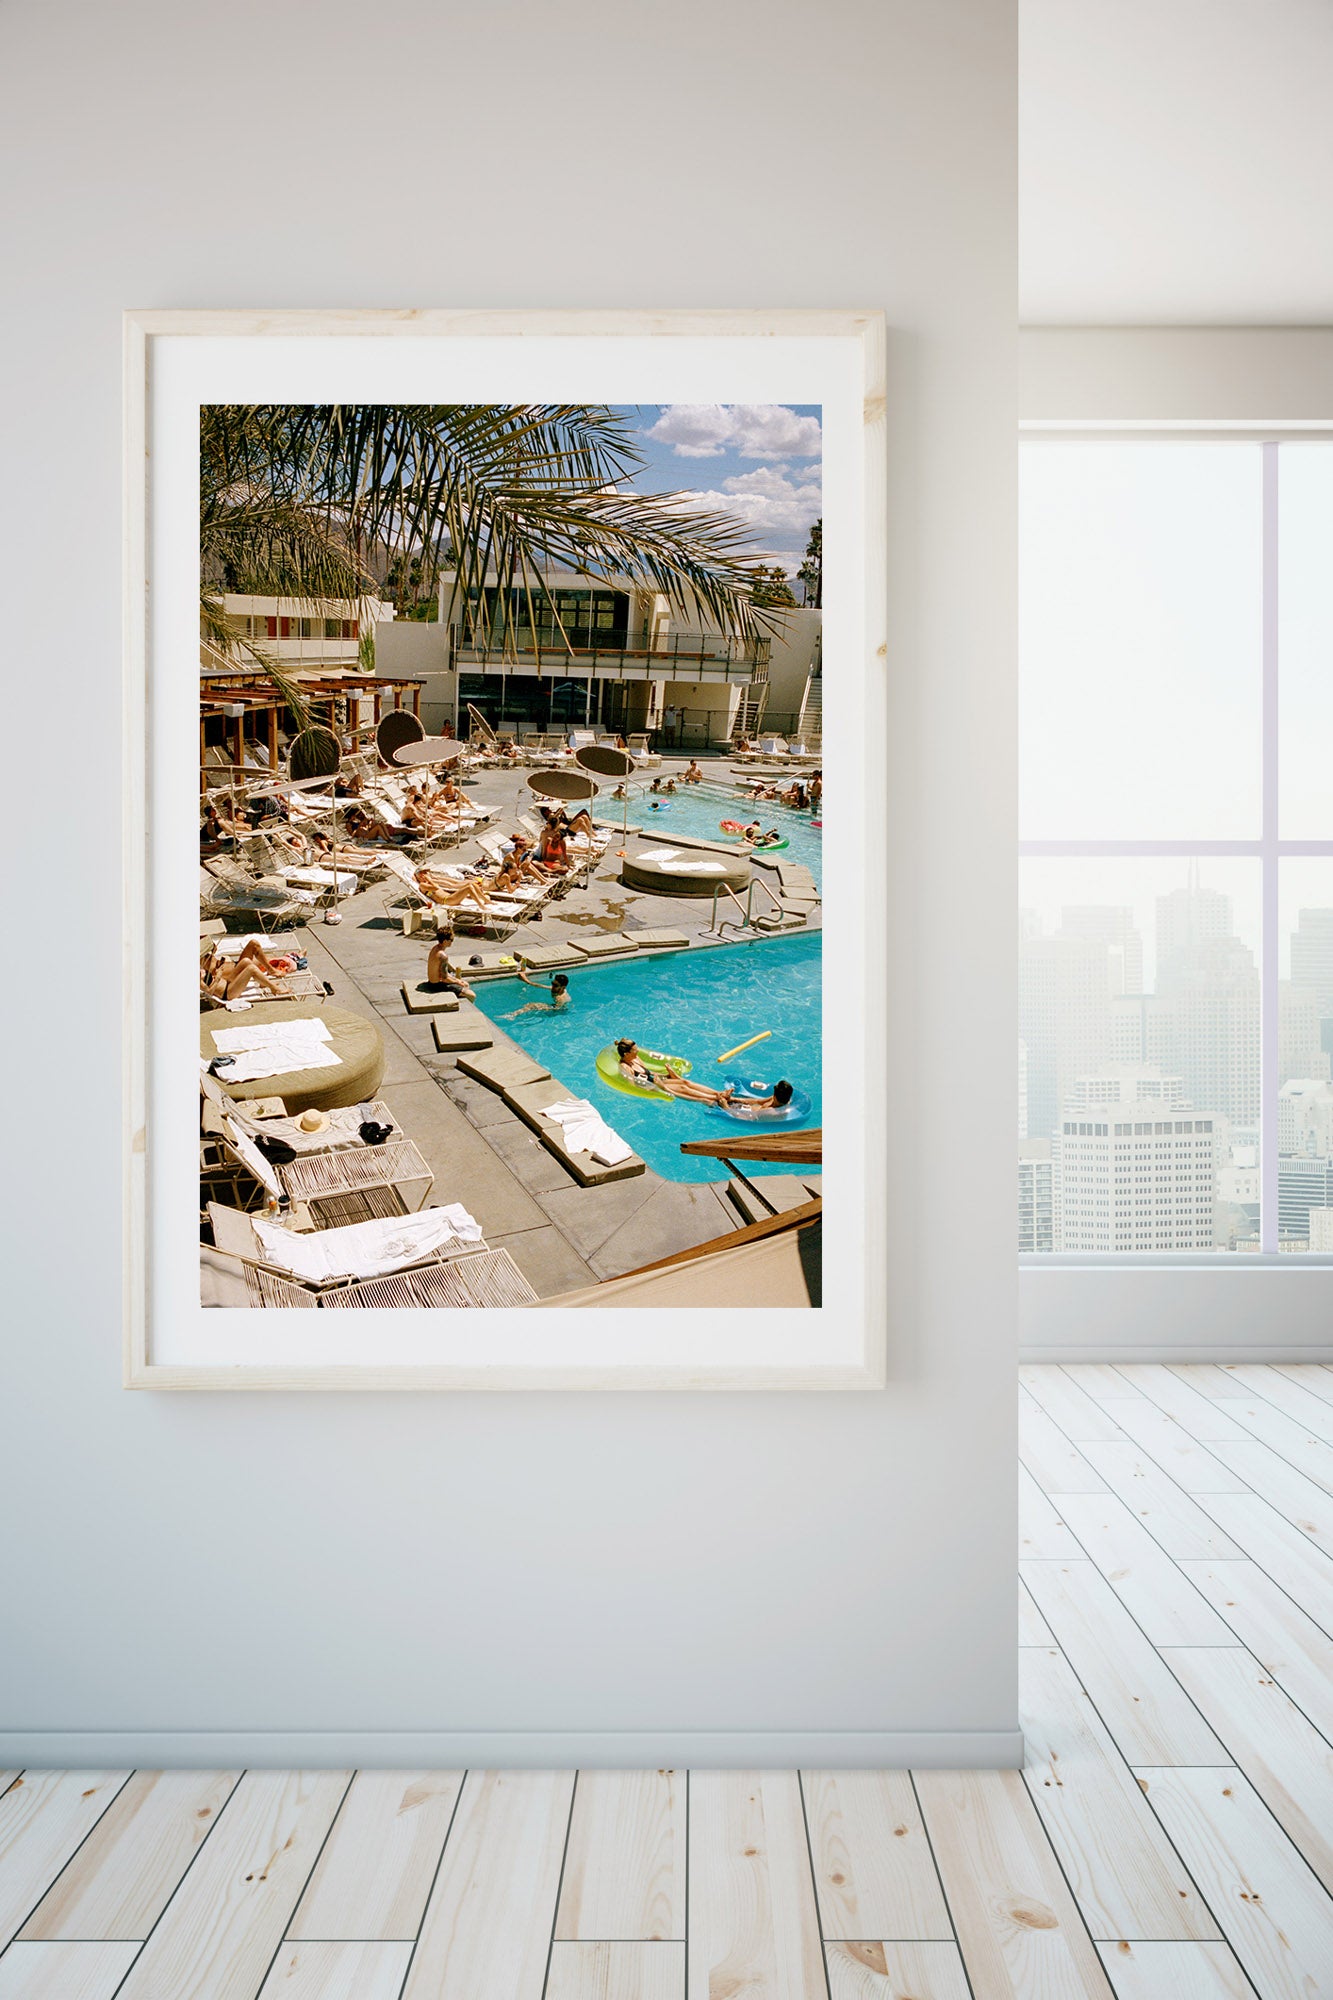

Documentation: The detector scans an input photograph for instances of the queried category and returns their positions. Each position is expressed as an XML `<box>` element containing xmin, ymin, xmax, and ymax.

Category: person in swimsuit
<box><xmin>414</xmin><ymin>866</ymin><xmax>492</xmax><ymax>910</ymax></box>
<box><xmin>200</xmin><ymin>939</ymin><xmax>291</xmax><ymax>1002</ymax></box>
<box><xmin>507</xmin><ymin>969</ymin><xmax>571</xmax><ymax>1017</ymax></box>
<box><xmin>683</xmin><ymin>759</ymin><xmax>703</xmax><ymax>784</ymax></box>
<box><xmin>424</xmin><ymin>926</ymin><xmax>477</xmax><ymax>999</ymax></box>
<box><xmin>614</xmin><ymin>1040</ymin><xmax>736</xmax><ymax>1105</ymax></box>
<box><xmin>732</xmin><ymin>1080</ymin><xmax>795</xmax><ymax>1110</ymax></box>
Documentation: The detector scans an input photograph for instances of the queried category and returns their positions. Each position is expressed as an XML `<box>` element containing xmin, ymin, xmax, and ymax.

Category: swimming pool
<box><xmin>472</xmin><ymin>931</ymin><xmax>822</xmax><ymax>1183</ymax></box>
<box><xmin>629</xmin><ymin>784</ymin><xmax>823</xmax><ymax>885</ymax></box>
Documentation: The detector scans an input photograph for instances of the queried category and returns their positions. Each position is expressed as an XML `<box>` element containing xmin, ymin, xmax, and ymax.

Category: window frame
<box><xmin>1020</xmin><ymin>425</ymin><xmax>1333</xmax><ymax>1268</ymax></box>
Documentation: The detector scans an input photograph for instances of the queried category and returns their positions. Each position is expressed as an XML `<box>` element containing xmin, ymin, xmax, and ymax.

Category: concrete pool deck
<box><xmin>228</xmin><ymin>754</ymin><xmax>822</xmax><ymax>1299</ymax></box>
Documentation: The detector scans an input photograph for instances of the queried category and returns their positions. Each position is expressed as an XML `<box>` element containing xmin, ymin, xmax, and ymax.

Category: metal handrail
<box><xmin>708</xmin><ymin>880</ymin><xmax>755</xmax><ymax>937</ymax></box>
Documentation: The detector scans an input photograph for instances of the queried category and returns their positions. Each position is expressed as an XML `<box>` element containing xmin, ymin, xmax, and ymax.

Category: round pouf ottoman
<box><xmin>201</xmin><ymin>999</ymin><xmax>385</xmax><ymax>1114</ymax></box>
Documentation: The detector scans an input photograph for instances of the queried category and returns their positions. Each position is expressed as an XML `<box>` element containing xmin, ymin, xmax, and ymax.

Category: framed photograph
<box><xmin>125</xmin><ymin>309</ymin><xmax>886</xmax><ymax>1388</ymax></box>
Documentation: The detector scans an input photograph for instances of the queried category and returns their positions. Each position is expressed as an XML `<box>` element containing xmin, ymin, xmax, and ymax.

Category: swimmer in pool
<box><xmin>506</xmin><ymin>968</ymin><xmax>571</xmax><ymax>1017</ymax></box>
<box><xmin>731</xmin><ymin>1080</ymin><xmax>795</xmax><ymax>1110</ymax></box>
<box><xmin>615</xmin><ymin>1039</ymin><xmax>736</xmax><ymax>1104</ymax></box>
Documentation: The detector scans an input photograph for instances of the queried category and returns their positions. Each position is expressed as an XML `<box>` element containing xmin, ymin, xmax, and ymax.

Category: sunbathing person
<box><xmin>683</xmin><ymin>759</ymin><xmax>703</xmax><ymax>784</ymax></box>
<box><xmin>200</xmin><ymin>940</ymin><xmax>292</xmax><ymax>1002</ymax></box>
<box><xmin>536</xmin><ymin>824</ymin><xmax>570</xmax><ymax>873</ymax></box>
<box><xmin>424</xmin><ymin>927</ymin><xmax>477</xmax><ymax>1000</ymax></box>
<box><xmin>615</xmin><ymin>1040</ymin><xmax>736</xmax><ymax>1105</ymax></box>
<box><xmin>506</xmin><ymin>969</ymin><xmax>571</xmax><ymax>1017</ymax></box>
<box><xmin>560</xmin><ymin>806</ymin><xmax>595</xmax><ymax>840</ymax></box>
<box><xmin>731</xmin><ymin>1080</ymin><xmax>795</xmax><ymax>1110</ymax></box>
<box><xmin>414</xmin><ymin>866</ymin><xmax>492</xmax><ymax>910</ymax></box>
<box><xmin>505</xmin><ymin>838</ymin><xmax>551</xmax><ymax>883</ymax></box>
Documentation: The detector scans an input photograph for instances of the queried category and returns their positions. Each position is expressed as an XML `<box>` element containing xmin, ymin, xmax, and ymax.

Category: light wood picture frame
<box><xmin>124</xmin><ymin>308</ymin><xmax>887</xmax><ymax>1388</ymax></box>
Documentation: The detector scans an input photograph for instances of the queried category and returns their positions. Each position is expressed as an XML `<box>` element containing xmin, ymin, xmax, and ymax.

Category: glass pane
<box><xmin>1020</xmin><ymin>442</ymin><xmax>1262</xmax><ymax>839</ymax></box>
<box><xmin>1019</xmin><ymin>858</ymin><xmax>1261</xmax><ymax>1253</ymax></box>
<box><xmin>1279</xmin><ymin>444</ymin><xmax>1333</xmax><ymax>837</ymax></box>
<box><xmin>1279</xmin><ymin>861</ymin><xmax>1333</xmax><ymax>1250</ymax></box>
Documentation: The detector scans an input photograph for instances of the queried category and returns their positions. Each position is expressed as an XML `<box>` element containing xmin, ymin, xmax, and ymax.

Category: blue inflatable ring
<box><xmin>713</xmin><ymin>1078</ymin><xmax>813</xmax><ymax>1123</ymax></box>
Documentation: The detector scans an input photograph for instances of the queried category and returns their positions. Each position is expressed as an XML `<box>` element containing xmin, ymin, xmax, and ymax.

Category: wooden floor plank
<box><xmin>1021</xmin><ymin>1562</ymin><xmax>1230</xmax><ymax>1765</ymax></box>
<box><xmin>1271</xmin><ymin>1362</ymin><xmax>1333</xmax><ymax>1408</ymax></box>
<box><xmin>1210</xmin><ymin>1441</ymin><xmax>1333</xmax><ymax>1555</ymax></box>
<box><xmin>0</xmin><ymin>1779</ymin><xmax>21</xmax><ymax>1803</ymax></box>
<box><xmin>825</xmin><ymin>1940</ymin><xmax>971</xmax><ymax>1999</ymax></box>
<box><xmin>553</xmin><ymin>1770</ymin><xmax>683</xmax><ymax>1943</ymax></box>
<box><xmin>1019</xmin><ymin>1581</ymin><xmax>1056</xmax><ymax>1647</ymax></box>
<box><xmin>286</xmin><ymin>1770</ymin><xmax>463</xmax><ymax>1943</ymax></box>
<box><xmin>912</xmin><ymin>1768</ymin><xmax>1114</xmax><ymax>1999</ymax></box>
<box><xmin>802</xmin><ymin>1770</ymin><xmax>951</xmax><ymax>1943</ymax></box>
<box><xmin>1182</xmin><ymin>1559</ymin><xmax>1333</xmax><ymax>1741</ymax></box>
<box><xmin>1094</xmin><ymin>1399</ymin><xmax>1249</xmax><ymax>1493</ymax></box>
<box><xmin>687</xmin><ymin>1771</ymin><xmax>826</xmax><ymax>2000</ymax></box>
<box><xmin>1113</xmin><ymin>1365</ymin><xmax>1253</xmax><ymax>1440</ymax></box>
<box><xmin>1134</xmin><ymin>1767</ymin><xmax>1333</xmax><ymax>2000</ymax></box>
<box><xmin>1019</xmin><ymin>1392</ymin><xmax>1107</xmax><ymax>1493</ymax></box>
<box><xmin>1221</xmin><ymin>1397</ymin><xmax>1333</xmax><ymax>1496</ymax></box>
<box><xmin>1222</xmin><ymin>1366</ymin><xmax>1333</xmax><ymax>1444</ymax></box>
<box><xmin>1018</xmin><ymin>1470</ymin><xmax>1083</xmax><ymax>1560</ymax></box>
<box><xmin>403</xmin><ymin>1770</ymin><xmax>574</xmax><ymax>2000</ymax></box>
<box><xmin>1162</xmin><ymin>1647</ymin><xmax>1333</xmax><ymax>1897</ymax></box>
<box><xmin>19</xmin><ymin>1770</ymin><xmax>239</xmax><ymax>1942</ymax></box>
<box><xmin>1019</xmin><ymin>1647</ymin><xmax>1220</xmax><ymax>1942</ymax></box>
<box><xmin>1192</xmin><ymin>1494</ymin><xmax>1333</xmax><ymax>1632</ymax></box>
<box><xmin>0</xmin><ymin>1775</ymin><xmax>131</xmax><ymax>1951</ymax></box>
<box><xmin>1095</xmin><ymin>1940</ymin><xmax>1259</xmax><ymax>1999</ymax></box>
<box><xmin>1079</xmin><ymin>1442</ymin><xmax>1246</xmax><ymax>1561</ymax></box>
<box><xmin>0</xmin><ymin>1941</ymin><xmax>141</xmax><ymax>2000</ymax></box>
<box><xmin>1052</xmin><ymin>1492</ymin><xmax>1237</xmax><ymax>1645</ymax></box>
<box><xmin>1168</xmin><ymin>1364</ymin><xmax>1254</xmax><ymax>1402</ymax></box>
<box><xmin>255</xmin><ymin>1942</ymin><xmax>413</xmax><ymax>2000</ymax></box>
<box><xmin>545</xmin><ymin>1942</ymin><xmax>684</xmax><ymax>2000</ymax></box>
<box><xmin>1020</xmin><ymin>1367</ymin><xmax>1128</xmax><ymax>1441</ymax></box>
<box><xmin>114</xmin><ymin>1770</ymin><xmax>349</xmax><ymax>2000</ymax></box>
<box><xmin>1059</xmin><ymin>1363</ymin><xmax>1150</xmax><ymax>1408</ymax></box>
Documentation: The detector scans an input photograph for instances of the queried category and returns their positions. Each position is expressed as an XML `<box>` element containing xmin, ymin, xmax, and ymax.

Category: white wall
<box><xmin>0</xmin><ymin>0</ymin><xmax>1018</xmax><ymax>1765</ymax></box>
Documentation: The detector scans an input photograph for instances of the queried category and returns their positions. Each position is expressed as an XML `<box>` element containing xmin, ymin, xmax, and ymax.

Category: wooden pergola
<box><xmin>199</xmin><ymin>673</ymin><xmax>424</xmax><ymax>782</ymax></box>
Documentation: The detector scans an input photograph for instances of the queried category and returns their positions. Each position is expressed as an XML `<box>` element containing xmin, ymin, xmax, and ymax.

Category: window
<box><xmin>1021</xmin><ymin>440</ymin><xmax>1333</xmax><ymax>1256</ymax></box>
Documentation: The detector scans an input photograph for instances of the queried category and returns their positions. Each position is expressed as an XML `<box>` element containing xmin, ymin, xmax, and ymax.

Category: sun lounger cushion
<box><xmin>251</xmin><ymin>1204</ymin><xmax>482</xmax><ymax>1282</ymax></box>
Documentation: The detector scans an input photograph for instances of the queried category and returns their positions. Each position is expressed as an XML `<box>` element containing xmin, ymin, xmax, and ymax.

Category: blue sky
<box><xmin>611</xmin><ymin>403</ymin><xmax>822</xmax><ymax>575</ymax></box>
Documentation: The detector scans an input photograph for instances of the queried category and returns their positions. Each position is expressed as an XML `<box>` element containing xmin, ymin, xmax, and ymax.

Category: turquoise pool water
<box><xmin>472</xmin><ymin>931</ymin><xmax>822</xmax><ymax>1183</ymax></box>
<box><xmin>628</xmin><ymin>784</ymin><xmax>823</xmax><ymax>885</ymax></box>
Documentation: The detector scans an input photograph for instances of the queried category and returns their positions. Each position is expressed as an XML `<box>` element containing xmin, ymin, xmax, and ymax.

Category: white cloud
<box><xmin>645</xmin><ymin>404</ymin><xmax>823</xmax><ymax>459</ymax></box>
<box><xmin>678</xmin><ymin>464</ymin><xmax>821</xmax><ymax>560</ymax></box>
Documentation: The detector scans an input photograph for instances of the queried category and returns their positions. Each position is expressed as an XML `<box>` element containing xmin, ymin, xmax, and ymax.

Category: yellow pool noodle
<box><xmin>717</xmin><ymin>1030</ymin><xmax>772</xmax><ymax>1065</ymax></box>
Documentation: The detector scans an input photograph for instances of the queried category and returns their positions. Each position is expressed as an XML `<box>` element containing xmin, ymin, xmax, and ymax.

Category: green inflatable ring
<box><xmin>595</xmin><ymin>1044</ymin><xmax>692</xmax><ymax>1101</ymax></box>
<box><xmin>722</xmin><ymin>831</ymin><xmax>789</xmax><ymax>853</ymax></box>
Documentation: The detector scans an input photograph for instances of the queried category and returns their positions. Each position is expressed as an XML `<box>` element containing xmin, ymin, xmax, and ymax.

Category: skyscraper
<box><xmin>1018</xmin><ymin>1139</ymin><xmax>1054</xmax><ymax>1252</ymax></box>
<box><xmin>1052</xmin><ymin>1068</ymin><xmax>1216</xmax><ymax>1253</ymax></box>
<box><xmin>1057</xmin><ymin>905</ymin><xmax>1145</xmax><ymax>997</ymax></box>
<box><xmin>1291</xmin><ymin>908</ymin><xmax>1333</xmax><ymax>1022</ymax></box>
<box><xmin>1019</xmin><ymin>937</ymin><xmax>1111</xmax><ymax>1142</ymax></box>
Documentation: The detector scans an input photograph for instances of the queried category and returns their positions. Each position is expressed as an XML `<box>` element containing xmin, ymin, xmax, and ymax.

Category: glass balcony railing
<box><xmin>449</xmin><ymin>631</ymin><xmax>769</xmax><ymax>682</ymax></box>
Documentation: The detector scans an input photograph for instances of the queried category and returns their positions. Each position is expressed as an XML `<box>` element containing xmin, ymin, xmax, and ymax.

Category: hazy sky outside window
<box><xmin>1020</xmin><ymin>443</ymin><xmax>1262</xmax><ymax>841</ymax></box>
<box><xmin>1279</xmin><ymin>444</ymin><xmax>1333</xmax><ymax>839</ymax></box>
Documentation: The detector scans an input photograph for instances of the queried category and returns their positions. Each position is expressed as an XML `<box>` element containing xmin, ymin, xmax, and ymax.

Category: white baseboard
<box><xmin>1021</xmin><ymin>1345</ymin><xmax>1333</xmax><ymax>1363</ymax></box>
<box><xmin>0</xmin><ymin>1728</ymin><xmax>1025</xmax><ymax>1770</ymax></box>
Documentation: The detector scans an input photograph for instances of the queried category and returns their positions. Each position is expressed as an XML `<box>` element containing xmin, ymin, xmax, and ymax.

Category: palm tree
<box><xmin>201</xmin><ymin>403</ymin><xmax>775</xmax><ymax>722</ymax></box>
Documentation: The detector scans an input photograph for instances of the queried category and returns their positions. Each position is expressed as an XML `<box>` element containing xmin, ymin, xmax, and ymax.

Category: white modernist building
<box><xmin>1052</xmin><ymin>1068</ymin><xmax>1216</xmax><ymax>1253</ymax></box>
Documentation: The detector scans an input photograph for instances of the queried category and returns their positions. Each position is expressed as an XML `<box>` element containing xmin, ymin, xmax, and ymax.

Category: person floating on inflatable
<box><xmin>616</xmin><ymin>1039</ymin><xmax>737</xmax><ymax>1105</ymax></box>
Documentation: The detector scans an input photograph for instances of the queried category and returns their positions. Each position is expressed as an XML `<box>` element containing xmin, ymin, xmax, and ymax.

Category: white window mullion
<box><xmin>1261</xmin><ymin>440</ymin><xmax>1280</xmax><ymax>1253</ymax></box>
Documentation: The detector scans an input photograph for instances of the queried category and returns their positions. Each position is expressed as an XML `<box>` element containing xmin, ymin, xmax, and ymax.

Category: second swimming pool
<box><xmin>471</xmin><ymin>930</ymin><xmax>822</xmax><ymax>1183</ymax></box>
<box><xmin>627</xmin><ymin>783</ymin><xmax>823</xmax><ymax>885</ymax></box>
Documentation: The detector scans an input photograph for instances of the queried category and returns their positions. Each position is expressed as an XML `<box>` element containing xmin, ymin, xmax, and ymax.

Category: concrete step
<box><xmin>431</xmin><ymin>1015</ymin><xmax>496</xmax><ymax>1055</ymax></box>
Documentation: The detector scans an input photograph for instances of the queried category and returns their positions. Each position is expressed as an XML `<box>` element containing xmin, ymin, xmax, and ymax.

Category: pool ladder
<box><xmin>706</xmin><ymin>874</ymin><xmax>791</xmax><ymax>938</ymax></box>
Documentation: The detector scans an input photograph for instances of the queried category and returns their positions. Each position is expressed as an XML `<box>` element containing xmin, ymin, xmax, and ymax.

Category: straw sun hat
<box><xmin>296</xmin><ymin>1109</ymin><xmax>329</xmax><ymax>1135</ymax></box>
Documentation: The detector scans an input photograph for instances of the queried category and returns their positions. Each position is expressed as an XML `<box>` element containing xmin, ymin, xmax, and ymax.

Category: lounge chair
<box><xmin>216</xmin><ymin>1112</ymin><xmax>435</xmax><ymax>1221</ymax></box>
<box><xmin>626</xmin><ymin>733</ymin><xmax>661</xmax><ymax>768</ymax></box>
<box><xmin>201</xmin><ymin>869</ymin><xmax>320</xmax><ymax>932</ymax></box>
<box><xmin>205</xmin><ymin>1199</ymin><xmax>537</xmax><ymax>1306</ymax></box>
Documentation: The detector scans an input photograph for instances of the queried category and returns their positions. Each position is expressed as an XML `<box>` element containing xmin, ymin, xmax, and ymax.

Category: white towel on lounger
<box><xmin>540</xmin><ymin>1098</ymin><xmax>633</xmax><ymax>1167</ymax></box>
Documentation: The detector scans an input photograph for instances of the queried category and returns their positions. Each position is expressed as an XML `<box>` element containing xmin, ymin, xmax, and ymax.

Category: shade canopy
<box><xmin>576</xmin><ymin>744</ymin><xmax>636</xmax><ymax>779</ymax></box>
<box><xmin>288</xmin><ymin>726</ymin><xmax>341</xmax><ymax>782</ymax></box>
<box><xmin>392</xmin><ymin>736</ymin><xmax>463</xmax><ymax>768</ymax></box>
<box><xmin>527</xmin><ymin>768</ymin><xmax>600</xmax><ymax>802</ymax></box>
<box><xmin>375</xmin><ymin>709</ymin><xmax>425</xmax><ymax>764</ymax></box>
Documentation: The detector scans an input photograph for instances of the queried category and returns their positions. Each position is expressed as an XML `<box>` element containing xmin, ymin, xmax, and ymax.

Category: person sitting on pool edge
<box><xmin>422</xmin><ymin>926</ymin><xmax>476</xmax><ymax>1001</ymax></box>
<box><xmin>682</xmin><ymin>759</ymin><xmax>703</xmax><ymax>784</ymax></box>
<box><xmin>615</xmin><ymin>1039</ymin><xmax>737</xmax><ymax>1105</ymax></box>
<box><xmin>506</xmin><ymin>966</ymin><xmax>571</xmax><ymax>1017</ymax></box>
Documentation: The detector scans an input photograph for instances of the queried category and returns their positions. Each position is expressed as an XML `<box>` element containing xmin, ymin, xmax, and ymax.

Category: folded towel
<box><xmin>541</xmin><ymin>1097</ymin><xmax>633</xmax><ymax>1167</ymax></box>
<box><xmin>212</xmin><ymin>1017</ymin><xmax>332</xmax><ymax>1053</ymax></box>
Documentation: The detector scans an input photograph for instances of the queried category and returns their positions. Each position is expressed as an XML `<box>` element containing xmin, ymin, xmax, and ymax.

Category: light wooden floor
<box><xmin>2</xmin><ymin>1365</ymin><xmax>1332</xmax><ymax>1999</ymax></box>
